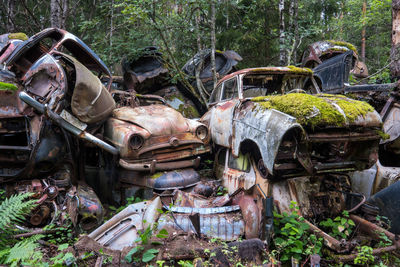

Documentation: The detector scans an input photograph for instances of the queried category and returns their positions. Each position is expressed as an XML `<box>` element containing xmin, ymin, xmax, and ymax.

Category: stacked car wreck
<box><xmin>0</xmin><ymin>28</ymin><xmax>211</xmax><ymax>231</ymax></box>
<box><xmin>1</xmin><ymin>29</ymin><xmax>399</xmax><ymax>266</ymax></box>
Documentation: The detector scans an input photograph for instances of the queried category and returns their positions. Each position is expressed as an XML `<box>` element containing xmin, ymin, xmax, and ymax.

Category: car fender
<box><xmin>232</xmin><ymin>103</ymin><xmax>306</xmax><ymax>175</ymax></box>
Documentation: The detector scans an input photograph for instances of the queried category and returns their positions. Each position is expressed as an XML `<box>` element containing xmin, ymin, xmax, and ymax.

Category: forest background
<box><xmin>0</xmin><ymin>0</ymin><xmax>393</xmax><ymax>81</ymax></box>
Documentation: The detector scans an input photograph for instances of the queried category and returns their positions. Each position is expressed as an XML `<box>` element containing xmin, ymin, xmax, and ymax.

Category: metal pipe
<box><xmin>350</xmin><ymin>214</ymin><xmax>397</xmax><ymax>243</ymax></box>
<box><xmin>303</xmin><ymin>218</ymin><xmax>349</xmax><ymax>253</ymax></box>
<box><xmin>19</xmin><ymin>92</ymin><xmax>118</xmax><ymax>155</ymax></box>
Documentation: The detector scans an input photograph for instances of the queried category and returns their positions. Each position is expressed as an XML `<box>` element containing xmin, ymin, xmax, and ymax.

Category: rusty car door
<box><xmin>208</xmin><ymin>76</ymin><xmax>240</xmax><ymax>148</ymax></box>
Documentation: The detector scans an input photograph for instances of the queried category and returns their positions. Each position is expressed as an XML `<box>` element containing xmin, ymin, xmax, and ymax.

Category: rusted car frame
<box><xmin>201</xmin><ymin>67</ymin><xmax>382</xmax><ymax>179</ymax></box>
<box><xmin>301</xmin><ymin>40</ymin><xmax>368</xmax><ymax>78</ymax></box>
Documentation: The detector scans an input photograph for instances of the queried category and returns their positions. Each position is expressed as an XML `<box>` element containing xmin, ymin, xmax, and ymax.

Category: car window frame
<box><xmin>220</xmin><ymin>76</ymin><xmax>239</xmax><ymax>101</ymax></box>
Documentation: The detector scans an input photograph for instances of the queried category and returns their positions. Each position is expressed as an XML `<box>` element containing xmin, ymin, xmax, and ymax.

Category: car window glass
<box><xmin>209</xmin><ymin>83</ymin><xmax>223</xmax><ymax>103</ymax></box>
<box><xmin>228</xmin><ymin>152</ymin><xmax>250</xmax><ymax>172</ymax></box>
<box><xmin>242</xmin><ymin>74</ymin><xmax>282</xmax><ymax>97</ymax></box>
<box><xmin>221</xmin><ymin>78</ymin><xmax>238</xmax><ymax>100</ymax></box>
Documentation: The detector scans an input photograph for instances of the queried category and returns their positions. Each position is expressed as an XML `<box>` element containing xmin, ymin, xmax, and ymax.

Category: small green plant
<box><xmin>109</xmin><ymin>196</ymin><xmax>143</xmax><ymax>214</ymax></box>
<box><xmin>178</xmin><ymin>259</ymin><xmax>194</xmax><ymax>266</ymax></box>
<box><xmin>44</xmin><ymin>218</ymin><xmax>76</xmax><ymax>245</ymax></box>
<box><xmin>272</xmin><ymin>201</ymin><xmax>323</xmax><ymax>263</ymax></box>
<box><xmin>354</xmin><ymin>245</ymin><xmax>374</xmax><ymax>265</ymax></box>
<box><xmin>124</xmin><ymin>224</ymin><xmax>168</xmax><ymax>264</ymax></box>
<box><xmin>216</xmin><ymin>186</ymin><xmax>228</xmax><ymax>196</ymax></box>
<box><xmin>319</xmin><ymin>210</ymin><xmax>355</xmax><ymax>239</ymax></box>
<box><xmin>50</xmin><ymin>243</ymin><xmax>76</xmax><ymax>266</ymax></box>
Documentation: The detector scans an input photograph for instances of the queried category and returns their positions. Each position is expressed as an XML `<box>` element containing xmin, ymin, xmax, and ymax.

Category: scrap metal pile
<box><xmin>1</xmin><ymin>29</ymin><xmax>400</xmax><ymax>266</ymax></box>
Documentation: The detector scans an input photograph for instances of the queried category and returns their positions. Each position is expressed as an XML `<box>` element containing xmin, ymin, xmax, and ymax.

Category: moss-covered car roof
<box><xmin>252</xmin><ymin>93</ymin><xmax>375</xmax><ymax>128</ymax></box>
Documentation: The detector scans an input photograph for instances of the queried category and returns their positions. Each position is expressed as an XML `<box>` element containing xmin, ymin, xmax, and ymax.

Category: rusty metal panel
<box><xmin>208</xmin><ymin>100</ymin><xmax>238</xmax><ymax>147</ymax></box>
<box><xmin>222</xmin><ymin>153</ymin><xmax>256</xmax><ymax>195</ymax></box>
<box><xmin>113</xmin><ymin>105</ymin><xmax>189</xmax><ymax>136</ymax></box>
<box><xmin>68</xmin><ymin>54</ymin><xmax>115</xmax><ymax>124</ymax></box>
<box><xmin>165</xmin><ymin>205</ymin><xmax>240</xmax><ymax>214</ymax></box>
<box><xmin>232</xmin><ymin>103</ymin><xmax>304</xmax><ymax>175</ymax></box>
<box><xmin>381</xmin><ymin>103</ymin><xmax>400</xmax><ymax>153</ymax></box>
<box><xmin>157</xmin><ymin>212</ymin><xmax>245</xmax><ymax>241</ymax></box>
<box><xmin>349</xmin><ymin>165</ymin><xmax>377</xmax><ymax>198</ymax></box>
<box><xmin>89</xmin><ymin>198</ymin><xmax>161</xmax><ymax>251</ymax></box>
<box><xmin>22</xmin><ymin>54</ymin><xmax>67</xmax><ymax>111</ymax></box>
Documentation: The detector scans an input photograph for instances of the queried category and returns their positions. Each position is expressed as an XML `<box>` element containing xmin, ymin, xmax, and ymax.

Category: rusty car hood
<box><xmin>251</xmin><ymin>93</ymin><xmax>381</xmax><ymax>129</ymax></box>
<box><xmin>112</xmin><ymin>105</ymin><xmax>189</xmax><ymax>135</ymax></box>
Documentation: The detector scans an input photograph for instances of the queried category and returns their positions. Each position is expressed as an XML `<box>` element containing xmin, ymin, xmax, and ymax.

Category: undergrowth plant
<box><xmin>124</xmin><ymin>221</ymin><xmax>169</xmax><ymax>264</ymax></box>
<box><xmin>271</xmin><ymin>201</ymin><xmax>323</xmax><ymax>263</ymax></box>
<box><xmin>319</xmin><ymin>210</ymin><xmax>355</xmax><ymax>240</ymax></box>
<box><xmin>0</xmin><ymin>192</ymin><xmax>43</xmax><ymax>266</ymax></box>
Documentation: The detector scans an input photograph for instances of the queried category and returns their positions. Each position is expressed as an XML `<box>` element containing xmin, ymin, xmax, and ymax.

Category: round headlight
<box><xmin>195</xmin><ymin>125</ymin><xmax>208</xmax><ymax>141</ymax></box>
<box><xmin>129</xmin><ymin>134</ymin><xmax>144</xmax><ymax>150</ymax></box>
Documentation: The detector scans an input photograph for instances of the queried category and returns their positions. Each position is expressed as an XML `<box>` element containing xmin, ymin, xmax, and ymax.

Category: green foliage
<box><xmin>319</xmin><ymin>210</ymin><xmax>355</xmax><ymax>239</ymax></box>
<box><xmin>124</xmin><ymin>223</ymin><xmax>168</xmax><ymax>264</ymax></box>
<box><xmin>354</xmin><ymin>245</ymin><xmax>375</xmax><ymax>265</ymax></box>
<box><xmin>272</xmin><ymin>201</ymin><xmax>323</xmax><ymax>263</ymax></box>
<box><xmin>0</xmin><ymin>192</ymin><xmax>37</xmax><ymax>234</ymax></box>
<box><xmin>44</xmin><ymin>218</ymin><xmax>76</xmax><ymax>245</ymax></box>
<box><xmin>0</xmin><ymin>193</ymin><xmax>45</xmax><ymax>266</ymax></box>
<box><xmin>3</xmin><ymin>235</ymin><xmax>44</xmax><ymax>267</ymax></box>
<box><xmin>109</xmin><ymin>195</ymin><xmax>143</xmax><ymax>215</ymax></box>
<box><xmin>0</xmin><ymin>82</ymin><xmax>18</xmax><ymax>91</ymax></box>
<box><xmin>49</xmin><ymin>243</ymin><xmax>75</xmax><ymax>267</ymax></box>
<box><xmin>369</xmin><ymin>69</ymin><xmax>391</xmax><ymax>84</ymax></box>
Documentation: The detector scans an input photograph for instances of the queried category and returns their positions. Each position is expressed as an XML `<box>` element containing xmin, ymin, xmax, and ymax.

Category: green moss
<box><xmin>178</xmin><ymin>104</ymin><xmax>200</xmax><ymax>118</ymax></box>
<box><xmin>0</xmin><ymin>82</ymin><xmax>18</xmax><ymax>91</ymax></box>
<box><xmin>151</xmin><ymin>172</ymin><xmax>164</xmax><ymax>179</ymax></box>
<box><xmin>8</xmin><ymin>33</ymin><xmax>28</xmax><ymax>41</ymax></box>
<box><xmin>287</xmin><ymin>65</ymin><xmax>313</xmax><ymax>75</ymax></box>
<box><xmin>376</xmin><ymin>130</ymin><xmax>390</xmax><ymax>140</ymax></box>
<box><xmin>252</xmin><ymin>93</ymin><xmax>374</xmax><ymax>128</ymax></box>
<box><xmin>327</xmin><ymin>40</ymin><xmax>357</xmax><ymax>53</ymax></box>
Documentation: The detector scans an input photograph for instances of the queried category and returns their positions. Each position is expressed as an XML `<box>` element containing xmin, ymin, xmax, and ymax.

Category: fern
<box><xmin>0</xmin><ymin>192</ymin><xmax>39</xmax><ymax>264</ymax></box>
<box><xmin>0</xmin><ymin>192</ymin><xmax>37</xmax><ymax>232</ymax></box>
<box><xmin>5</xmin><ymin>234</ymin><xmax>44</xmax><ymax>267</ymax></box>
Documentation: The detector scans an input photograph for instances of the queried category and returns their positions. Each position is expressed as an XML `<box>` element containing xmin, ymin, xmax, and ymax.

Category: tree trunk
<box><xmin>109</xmin><ymin>0</ymin><xmax>114</xmax><ymax>62</ymax></box>
<box><xmin>60</xmin><ymin>0</ymin><xmax>69</xmax><ymax>29</ymax></box>
<box><xmin>50</xmin><ymin>0</ymin><xmax>60</xmax><ymax>28</ymax></box>
<box><xmin>50</xmin><ymin>0</ymin><xmax>68</xmax><ymax>29</ymax></box>
<box><xmin>361</xmin><ymin>0</ymin><xmax>366</xmax><ymax>62</ymax></box>
<box><xmin>279</xmin><ymin>0</ymin><xmax>286</xmax><ymax>65</ymax></box>
<box><xmin>195</xmin><ymin>10</ymin><xmax>209</xmax><ymax>105</ymax></box>
<box><xmin>210</xmin><ymin>0</ymin><xmax>217</xmax><ymax>87</ymax></box>
<box><xmin>6</xmin><ymin>0</ymin><xmax>16</xmax><ymax>32</ymax></box>
<box><xmin>391</xmin><ymin>0</ymin><xmax>400</xmax><ymax>78</ymax></box>
<box><xmin>287</xmin><ymin>0</ymin><xmax>296</xmax><ymax>64</ymax></box>
<box><xmin>292</xmin><ymin>0</ymin><xmax>299</xmax><ymax>64</ymax></box>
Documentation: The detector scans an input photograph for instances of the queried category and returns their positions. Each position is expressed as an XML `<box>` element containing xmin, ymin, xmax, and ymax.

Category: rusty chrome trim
<box><xmin>138</xmin><ymin>139</ymin><xmax>204</xmax><ymax>156</ymax></box>
<box><xmin>119</xmin><ymin>156</ymin><xmax>201</xmax><ymax>173</ymax></box>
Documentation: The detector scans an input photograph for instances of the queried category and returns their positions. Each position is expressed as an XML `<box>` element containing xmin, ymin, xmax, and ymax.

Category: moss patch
<box><xmin>376</xmin><ymin>130</ymin><xmax>390</xmax><ymax>140</ymax></box>
<box><xmin>327</xmin><ymin>40</ymin><xmax>357</xmax><ymax>53</ymax></box>
<box><xmin>287</xmin><ymin>65</ymin><xmax>313</xmax><ymax>75</ymax></box>
<box><xmin>252</xmin><ymin>93</ymin><xmax>374</xmax><ymax>128</ymax></box>
<box><xmin>0</xmin><ymin>82</ymin><xmax>18</xmax><ymax>91</ymax></box>
<box><xmin>151</xmin><ymin>172</ymin><xmax>164</xmax><ymax>179</ymax></box>
<box><xmin>178</xmin><ymin>104</ymin><xmax>200</xmax><ymax>118</ymax></box>
<box><xmin>8</xmin><ymin>32</ymin><xmax>28</xmax><ymax>41</ymax></box>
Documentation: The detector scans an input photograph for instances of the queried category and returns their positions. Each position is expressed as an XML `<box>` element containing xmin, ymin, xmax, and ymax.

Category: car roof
<box><xmin>217</xmin><ymin>66</ymin><xmax>313</xmax><ymax>86</ymax></box>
